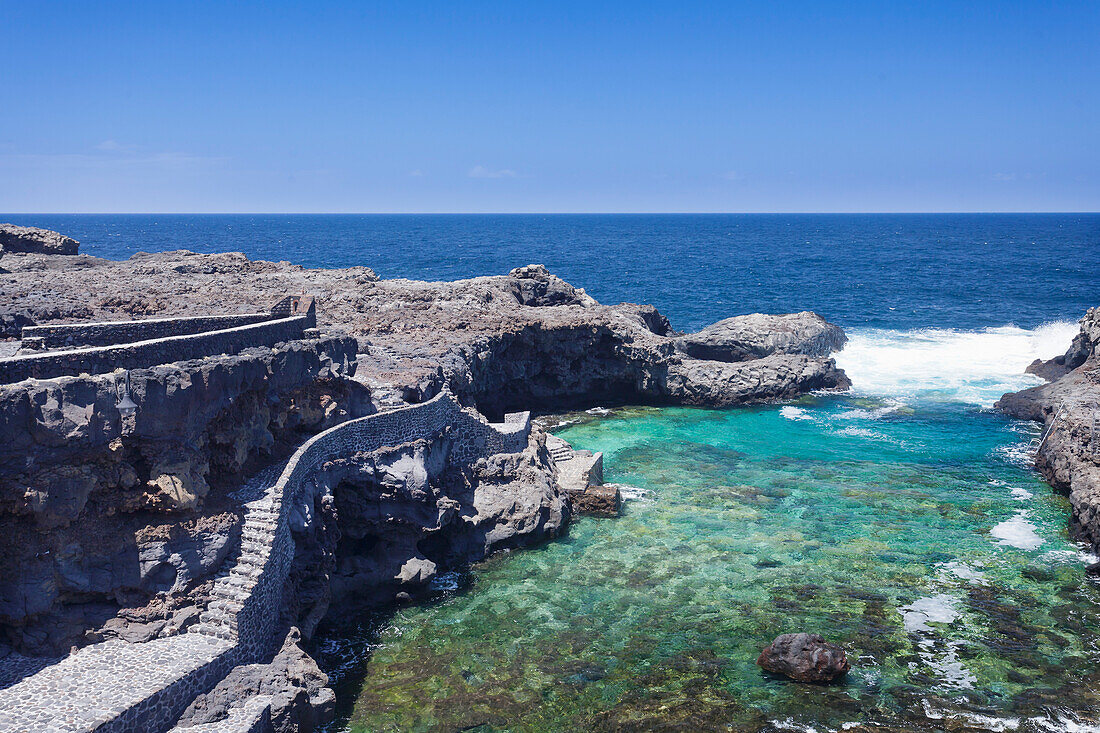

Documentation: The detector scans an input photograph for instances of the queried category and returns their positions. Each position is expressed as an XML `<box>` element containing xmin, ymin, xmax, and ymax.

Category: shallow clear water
<box><xmin>318</xmin><ymin>366</ymin><xmax>1100</xmax><ymax>731</ymax></box>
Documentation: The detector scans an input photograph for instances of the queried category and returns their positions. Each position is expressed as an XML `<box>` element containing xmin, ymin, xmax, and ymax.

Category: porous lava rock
<box><xmin>757</xmin><ymin>632</ymin><xmax>850</xmax><ymax>683</ymax></box>
<box><xmin>676</xmin><ymin>311</ymin><xmax>847</xmax><ymax>362</ymax></box>
<box><xmin>0</xmin><ymin>223</ymin><xmax>80</xmax><ymax>255</ymax></box>
<box><xmin>997</xmin><ymin>307</ymin><xmax>1100</xmax><ymax>549</ymax></box>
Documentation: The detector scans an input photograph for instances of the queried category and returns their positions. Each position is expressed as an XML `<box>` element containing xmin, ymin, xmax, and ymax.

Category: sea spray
<box><xmin>834</xmin><ymin>321</ymin><xmax>1079</xmax><ymax>407</ymax></box>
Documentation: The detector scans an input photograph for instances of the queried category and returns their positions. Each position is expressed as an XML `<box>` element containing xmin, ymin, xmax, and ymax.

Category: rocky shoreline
<box><xmin>0</xmin><ymin>236</ymin><xmax>851</xmax><ymax>731</ymax></box>
<box><xmin>997</xmin><ymin>308</ymin><xmax>1100</xmax><ymax>549</ymax></box>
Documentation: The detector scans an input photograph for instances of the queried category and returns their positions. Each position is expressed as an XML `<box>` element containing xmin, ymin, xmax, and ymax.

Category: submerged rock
<box><xmin>757</xmin><ymin>632</ymin><xmax>850</xmax><ymax>683</ymax></box>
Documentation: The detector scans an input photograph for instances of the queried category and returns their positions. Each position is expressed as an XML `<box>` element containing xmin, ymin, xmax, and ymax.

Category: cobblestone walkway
<box><xmin>0</xmin><ymin>631</ymin><xmax>232</xmax><ymax>732</ymax></box>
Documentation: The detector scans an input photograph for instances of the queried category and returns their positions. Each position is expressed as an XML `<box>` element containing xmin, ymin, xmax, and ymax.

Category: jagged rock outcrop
<box><xmin>1026</xmin><ymin>307</ymin><xmax>1100</xmax><ymax>381</ymax></box>
<box><xmin>0</xmin><ymin>223</ymin><xmax>79</xmax><ymax>255</ymax></box>
<box><xmin>0</xmin><ymin>337</ymin><xmax>366</xmax><ymax>655</ymax></box>
<box><xmin>1</xmin><ymin>254</ymin><xmax>849</xmax><ymax>419</ymax></box>
<box><xmin>656</xmin><ymin>353</ymin><xmax>851</xmax><ymax>406</ymax></box>
<box><xmin>675</xmin><ymin>311</ymin><xmax>847</xmax><ymax>362</ymax></box>
<box><xmin>997</xmin><ymin>309</ymin><xmax>1100</xmax><ymax>548</ymax></box>
<box><xmin>174</xmin><ymin>627</ymin><xmax>334</xmax><ymax>732</ymax></box>
<box><xmin>285</xmin><ymin>426</ymin><xmax>567</xmax><ymax>627</ymax></box>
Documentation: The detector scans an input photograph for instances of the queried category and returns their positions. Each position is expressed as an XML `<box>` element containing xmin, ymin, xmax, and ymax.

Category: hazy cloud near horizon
<box><xmin>0</xmin><ymin>1</ymin><xmax>1097</xmax><ymax>213</ymax></box>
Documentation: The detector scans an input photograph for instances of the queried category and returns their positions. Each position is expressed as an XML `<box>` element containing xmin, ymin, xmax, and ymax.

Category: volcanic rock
<box><xmin>757</xmin><ymin>632</ymin><xmax>850</xmax><ymax>683</ymax></box>
<box><xmin>676</xmin><ymin>311</ymin><xmax>847</xmax><ymax>362</ymax></box>
<box><xmin>176</xmin><ymin>626</ymin><xmax>334</xmax><ymax>731</ymax></box>
<box><xmin>997</xmin><ymin>307</ymin><xmax>1100</xmax><ymax>549</ymax></box>
<box><xmin>0</xmin><ymin>224</ymin><xmax>79</xmax><ymax>255</ymax></box>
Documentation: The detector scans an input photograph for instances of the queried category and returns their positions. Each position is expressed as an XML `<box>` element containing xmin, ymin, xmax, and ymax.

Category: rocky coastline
<box><xmin>996</xmin><ymin>307</ymin><xmax>1100</xmax><ymax>549</ymax></box>
<box><xmin>0</xmin><ymin>237</ymin><xmax>851</xmax><ymax>731</ymax></box>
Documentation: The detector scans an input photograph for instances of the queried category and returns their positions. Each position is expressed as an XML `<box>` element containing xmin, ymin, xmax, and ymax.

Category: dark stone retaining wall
<box><xmin>0</xmin><ymin>315</ymin><xmax>311</xmax><ymax>384</ymax></box>
<box><xmin>21</xmin><ymin>313</ymin><xmax>273</xmax><ymax>349</ymax></box>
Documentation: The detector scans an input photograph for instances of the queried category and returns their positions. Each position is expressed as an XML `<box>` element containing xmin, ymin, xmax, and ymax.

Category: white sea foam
<box><xmin>779</xmin><ymin>406</ymin><xmax>813</xmax><ymax>421</ymax></box>
<box><xmin>836</xmin><ymin>403</ymin><xmax>905</xmax><ymax>420</ymax></box>
<box><xmin>1042</xmin><ymin>548</ymin><xmax>1100</xmax><ymax>565</ymax></box>
<box><xmin>936</xmin><ymin>560</ymin><xmax>987</xmax><ymax>584</ymax></box>
<box><xmin>991</xmin><ymin>512</ymin><xmax>1044</xmax><ymax>550</ymax></box>
<box><xmin>1028</xmin><ymin>714</ymin><xmax>1100</xmax><ymax>732</ymax></box>
<box><xmin>922</xmin><ymin>700</ymin><xmax>1021</xmax><ymax>731</ymax></box>
<box><xmin>1010</xmin><ymin>487</ymin><xmax>1034</xmax><ymax>501</ymax></box>
<box><xmin>900</xmin><ymin>594</ymin><xmax>960</xmax><ymax>633</ymax></box>
<box><xmin>612</xmin><ymin>484</ymin><xmax>654</xmax><ymax>502</ymax></box>
<box><xmin>834</xmin><ymin>322</ymin><xmax>1079</xmax><ymax>407</ymax></box>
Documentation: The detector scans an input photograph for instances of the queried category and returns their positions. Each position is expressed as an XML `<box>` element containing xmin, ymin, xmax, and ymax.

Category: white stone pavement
<box><xmin>0</xmin><ymin>635</ymin><xmax>232</xmax><ymax>732</ymax></box>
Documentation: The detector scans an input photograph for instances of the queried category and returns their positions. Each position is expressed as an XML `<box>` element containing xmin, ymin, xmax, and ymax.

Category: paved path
<box><xmin>0</xmin><ymin>634</ymin><xmax>232</xmax><ymax>732</ymax></box>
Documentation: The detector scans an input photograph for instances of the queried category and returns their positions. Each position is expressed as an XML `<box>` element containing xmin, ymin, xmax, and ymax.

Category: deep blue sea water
<box><xmin>5</xmin><ymin>213</ymin><xmax>1097</xmax><ymax>331</ymax></box>
<box><xmin>7</xmin><ymin>214</ymin><xmax>1100</xmax><ymax>730</ymax></box>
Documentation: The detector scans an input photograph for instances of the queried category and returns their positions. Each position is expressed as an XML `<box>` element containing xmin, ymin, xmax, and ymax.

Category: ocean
<box><xmin>9</xmin><ymin>213</ymin><xmax>1100</xmax><ymax>730</ymax></box>
<box><xmin>9</xmin><ymin>213</ymin><xmax>1098</xmax><ymax>330</ymax></box>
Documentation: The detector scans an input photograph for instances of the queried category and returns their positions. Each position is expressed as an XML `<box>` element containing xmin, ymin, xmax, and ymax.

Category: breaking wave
<box><xmin>834</xmin><ymin>322</ymin><xmax>1078</xmax><ymax>407</ymax></box>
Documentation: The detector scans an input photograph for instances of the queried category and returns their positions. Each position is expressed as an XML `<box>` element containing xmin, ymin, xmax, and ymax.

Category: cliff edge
<box><xmin>997</xmin><ymin>308</ymin><xmax>1100</xmax><ymax>548</ymax></box>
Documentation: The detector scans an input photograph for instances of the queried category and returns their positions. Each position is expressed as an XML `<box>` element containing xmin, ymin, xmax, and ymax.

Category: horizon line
<box><xmin>3</xmin><ymin>211</ymin><xmax>1099</xmax><ymax>217</ymax></box>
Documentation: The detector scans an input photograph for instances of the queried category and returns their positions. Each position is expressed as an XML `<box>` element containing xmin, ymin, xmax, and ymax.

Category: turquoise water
<box><xmin>318</xmin><ymin>387</ymin><xmax>1100</xmax><ymax>731</ymax></box>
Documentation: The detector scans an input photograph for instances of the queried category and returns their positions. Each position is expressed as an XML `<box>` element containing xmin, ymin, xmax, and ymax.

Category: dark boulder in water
<box><xmin>757</xmin><ymin>632</ymin><xmax>850</xmax><ymax>683</ymax></box>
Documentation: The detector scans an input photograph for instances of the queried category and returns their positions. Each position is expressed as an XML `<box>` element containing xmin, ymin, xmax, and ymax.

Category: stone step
<box><xmin>229</xmin><ymin>566</ymin><xmax>262</xmax><ymax>581</ymax></box>
<box><xmin>236</xmin><ymin>553</ymin><xmax>269</xmax><ymax>568</ymax></box>
<box><xmin>212</xmin><ymin>587</ymin><xmax>250</xmax><ymax>603</ymax></box>
<box><xmin>189</xmin><ymin>622</ymin><xmax>233</xmax><ymax>639</ymax></box>
<box><xmin>208</xmin><ymin>598</ymin><xmax>243</xmax><ymax>613</ymax></box>
<box><xmin>200</xmin><ymin>611</ymin><xmax>238</xmax><ymax>628</ymax></box>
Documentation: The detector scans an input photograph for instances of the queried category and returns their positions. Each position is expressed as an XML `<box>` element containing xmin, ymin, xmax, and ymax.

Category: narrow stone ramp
<box><xmin>0</xmin><ymin>634</ymin><xmax>233</xmax><ymax>732</ymax></box>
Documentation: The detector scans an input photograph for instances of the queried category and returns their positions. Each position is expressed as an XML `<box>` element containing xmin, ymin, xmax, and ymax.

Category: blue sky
<box><xmin>1</xmin><ymin>1</ymin><xmax>1097</xmax><ymax>213</ymax></box>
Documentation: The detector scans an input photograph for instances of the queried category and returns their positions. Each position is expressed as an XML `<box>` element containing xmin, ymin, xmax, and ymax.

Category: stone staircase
<box><xmin>547</xmin><ymin>436</ymin><xmax>574</xmax><ymax>463</ymax></box>
<box><xmin>191</xmin><ymin>496</ymin><xmax>279</xmax><ymax>642</ymax></box>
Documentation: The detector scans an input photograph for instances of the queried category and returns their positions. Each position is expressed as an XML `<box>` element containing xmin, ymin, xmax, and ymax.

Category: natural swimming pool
<box><xmin>317</xmin><ymin>384</ymin><xmax>1100</xmax><ymax>732</ymax></box>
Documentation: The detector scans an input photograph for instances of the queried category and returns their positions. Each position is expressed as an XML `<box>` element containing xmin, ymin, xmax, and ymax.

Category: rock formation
<box><xmin>174</xmin><ymin>627</ymin><xmax>333</xmax><ymax>731</ymax></box>
<box><xmin>0</xmin><ymin>223</ymin><xmax>80</xmax><ymax>255</ymax></box>
<box><xmin>997</xmin><ymin>308</ymin><xmax>1100</xmax><ymax>548</ymax></box>
<box><xmin>0</xmin><ymin>252</ymin><xmax>850</xmax><ymax>416</ymax></box>
<box><xmin>0</xmin><ymin>243</ymin><xmax>853</xmax><ymax>731</ymax></box>
<box><xmin>675</xmin><ymin>311</ymin><xmax>847</xmax><ymax>362</ymax></box>
<box><xmin>0</xmin><ymin>337</ymin><xmax>364</xmax><ymax>656</ymax></box>
<box><xmin>757</xmin><ymin>632</ymin><xmax>850</xmax><ymax>683</ymax></box>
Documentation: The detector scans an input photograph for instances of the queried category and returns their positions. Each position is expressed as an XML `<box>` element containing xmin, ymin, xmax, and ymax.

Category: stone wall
<box><xmin>0</xmin><ymin>315</ymin><xmax>311</xmax><ymax>384</ymax></box>
<box><xmin>199</xmin><ymin>390</ymin><xmax>532</xmax><ymax>659</ymax></box>
<box><xmin>21</xmin><ymin>313</ymin><xmax>273</xmax><ymax>349</ymax></box>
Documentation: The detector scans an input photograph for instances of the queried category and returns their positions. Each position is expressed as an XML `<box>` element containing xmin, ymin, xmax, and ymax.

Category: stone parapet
<box><xmin>0</xmin><ymin>314</ymin><xmax>311</xmax><ymax>384</ymax></box>
<box><xmin>21</xmin><ymin>313</ymin><xmax>273</xmax><ymax>350</ymax></box>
